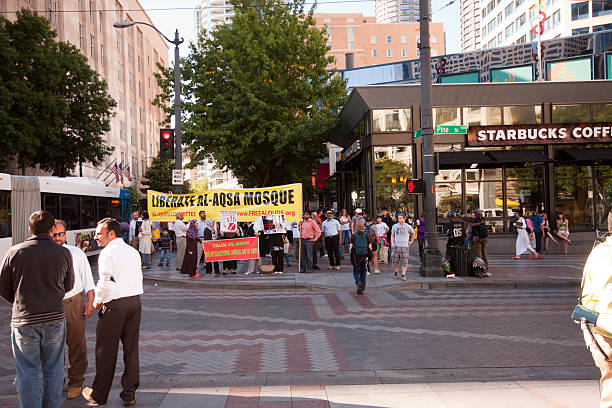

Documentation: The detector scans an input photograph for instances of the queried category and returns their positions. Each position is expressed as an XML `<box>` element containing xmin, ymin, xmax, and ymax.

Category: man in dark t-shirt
<box><xmin>445</xmin><ymin>212</ymin><xmax>467</xmax><ymax>257</ymax></box>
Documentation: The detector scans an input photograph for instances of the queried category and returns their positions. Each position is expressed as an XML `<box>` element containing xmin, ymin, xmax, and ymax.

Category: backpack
<box><xmin>354</xmin><ymin>232</ymin><xmax>368</xmax><ymax>256</ymax></box>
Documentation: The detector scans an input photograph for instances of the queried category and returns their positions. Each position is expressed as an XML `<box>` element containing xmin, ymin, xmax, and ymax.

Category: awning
<box><xmin>554</xmin><ymin>148</ymin><xmax>612</xmax><ymax>163</ymax></box>
<box><xmin>438</xmin><ymin>149</ymin><xmax>551</xmax><ymax>169</ymax></box>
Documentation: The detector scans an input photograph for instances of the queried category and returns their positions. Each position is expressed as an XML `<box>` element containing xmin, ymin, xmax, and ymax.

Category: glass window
<box><xmin>386</xmin><ymin>35</ymin><xmax>392</xmax><ymax>43</ymax></box>
<box><xmin>593</xmin><ymin>23</ymin><xmax>612</xmax><ymax>31</ymax></box>
<box><xmin>571</xmin><ymin>1</ymin><xmax>589</xmax><ymax>20</ymax></box>
<box><xmin>433</xmin><ymin>107</ymin><xmax>461</xmax><ymax>126</ymax></box>
<box><xmin>552</xmin><ymin>104</ymin><xmax>590</xmax><ymax>123</ymax></box>
<box><xmin>516</xmin><ymin>13</ymin><xmax>526</xmax><ymax>29</ymax></box>
<box><xmin>592</xmin><ymin>1</ymin><xmax>612</xmax><ymax>17</ymax></box>
<box><xmin>515</xmin><ymin>0</ymin><xmax>524</xmax><ymax>8</ymax></box>
<box><xmin>436</xmin><ymin>182</ymin><xmax>462</xmax><ymax>219</ymax></box>
<box><xmin>555</xmin><ymin>165</ymin><xmax>593</xmax><ymax>228</ymax></box>
<box><xmin>505</xmin><ymin>23</ymin><xmax>515</xmax><ymax>37</ymax></box>
<box><xmin>60</xmin><ymin>196</ymin><xmax>80</xmax><ymax>230</ymax></box>
<box><xmin>572</xmin><ymin>27</ymin><xmax>589</xmax><ymax>35</ymax></box>
<box><xmin>372</xmin><ymin>109</ymin><xmax>412</xmax><ymax>132</ymax></box>
<box><xmin>371</xmin><ymin>35</ymin><xmax>377</xmax><ymax>44</ymax></box>
<box><xmin>503</xmin><ymin>105</ymin><xmax>542</xmax><ymax>124</ymax></box>
<box><xmin>372</xmin><ymin>49</ymin><xmax>378</xmax><ymax>57</ymax></box>
<box><xmin>465</xmin><ymin>180</ymin><xmax>504</xmax><ymax>215</ymax></box>
<box><xmin>401</xmin><ymin>35</ymin><xmax>407</xmax><ymax>43</ymax></box>
<box><xmin>80</xmin><ymin>197</ymin><xmax>96</xmax><ymax>228</ymax></box>
<box><xmin>43</xmin><ymin>194</ymin><xmax>59</xmax><ymax>219</ymax></box>
<box><xmin>595</xmin><ymin>165</ymin><xmax>612</xmax><ymax>228</ymax></box>
<box><xmin>463</xmin><ymin>106</ymin><xmax>502</xmax><ymax>126</ymax></box>
<box><xmin>594</xmin><ymin>104</ymin><xmax>612</xmax><ymax>121</ymax></box>
<box><xmin>374</xmin><ymin>146</ymin><xmax>414</xmax><ymax>213</ymax></box>
<box><xmin>506</xmin><ymin>166</ymin><xmax>545</xmax><ymax>216</ymax></box>
<box><xmin>401</xmin><ymin>48</ymin><xmax>408</xmax><ymax>57</ymax></box>
<box><xmin>111</xmin><ymin>199</ymin><xmax>122</xmax><ymax>221</ymax></box>
<box><xmin>505</xmin><ymin>2</ymin><xmax>514</xmax><ymax>17</ymax></box>
<box><xmin>387</xmin><ymin>49</ymin><xmax>392</xmax><ymax>57</ymax></box>
<box><xmin>347</xmin><ymin>27</ymin><xmax>355</xmax><ymax>39</ymax></box>
<box><xmin>97</xmin><ymin>198</ymin><xmax>111</xmax><ymax>220</ymax></box>
<box><xmin>0</xmin><ymin>190</ymin><xmax>11</xmax><ymax>238</ymax></box>
<box><xmin>553</xmin><ymin>10</ymin><xmax>560</xmax><ymax>27</ymax></box>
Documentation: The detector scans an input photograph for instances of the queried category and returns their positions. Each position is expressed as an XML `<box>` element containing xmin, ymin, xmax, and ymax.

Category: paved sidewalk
<box><xmin>139</xmin><ymin>251</ymin><xmax>587</xmax><ymax>291</ymax></box>
<box><xmin>23</xmin><ymin>379</ymin><xmax>597</xmax><ymax>407</ymax></box>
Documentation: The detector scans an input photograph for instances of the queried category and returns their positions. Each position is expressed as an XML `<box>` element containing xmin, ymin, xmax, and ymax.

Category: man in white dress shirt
<box><xmin>173</xmin><ymin>212</ymin><xmax>189</xmax><ymax>270</ymax></box>
<box><xmin>128</xmin><ymin>211</ymin><xmax>141</xmax><ymax>251</ymax></box>
<box><xmin>82</xmin><ymin>218</ymin><xmax>143</xmax><ymax>406</ymax></box>
<box><xmin>53</xmin><ymin>220</ymin><xmax>95</xmax><ymax>400</ymax></box>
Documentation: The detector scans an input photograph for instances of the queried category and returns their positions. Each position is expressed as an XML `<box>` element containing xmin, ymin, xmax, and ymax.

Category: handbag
<box><xmin>258</xmin><ymin>264</ymin><xmax>276</xmax><ymax>274</ymax></box>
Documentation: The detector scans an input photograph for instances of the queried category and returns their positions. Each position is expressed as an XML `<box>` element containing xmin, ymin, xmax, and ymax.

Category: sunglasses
<box><xmin>53</xmin><ymin>232</ymin><xmax>66</xmax><ymax>237</ymax></box>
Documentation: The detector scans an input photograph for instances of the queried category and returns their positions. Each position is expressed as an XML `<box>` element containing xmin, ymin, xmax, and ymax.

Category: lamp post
<box><xmin>419</xmin><ymin>0</ymin><xmax>443</xmax><ymax>276</ymax></box>
<box><xmin>113</xmin><ymin>20</ymin><xmax>184</xmax><ymax>193</ymax></box>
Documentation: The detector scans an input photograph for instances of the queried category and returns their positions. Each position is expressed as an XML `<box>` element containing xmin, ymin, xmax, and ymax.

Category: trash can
<box><xmin>449</xmin><ymin>245</ymin><xmax>473</xmax><ymax>277</ymax></box>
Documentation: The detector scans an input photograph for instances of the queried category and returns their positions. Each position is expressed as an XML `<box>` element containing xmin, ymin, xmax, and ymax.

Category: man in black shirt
<box><xmin>0</xmin><ymin>210</ymin><xmax>74</xmax><ymax>408</ymax></box>
<box><xmin>445</xmin><ymin>212</ymin><xmax>467</xmax><ymax>258</ymax></box>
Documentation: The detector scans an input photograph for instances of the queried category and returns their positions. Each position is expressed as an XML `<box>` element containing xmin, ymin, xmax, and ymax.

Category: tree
<box><xmin>141</xmin><ymin>157</ymin><xmax>174</xmax><ymax>194</ymax></box>
<box><xmin>154</xmin><ymin>0</ymin><xmax>346</xmax><ymax>187</ymax></box>
<box><xmin>190</xmin><ymin>178</ymin><xmax>209</xmax><ymax>193</ymax></box>
<box><xmin>0</xmin><ymin>10</ymin><xmax>115</xmax><ymax>175</ymax></box>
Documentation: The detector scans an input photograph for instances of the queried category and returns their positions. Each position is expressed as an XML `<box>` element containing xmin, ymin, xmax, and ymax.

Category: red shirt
<box><xmin>299</xmin><ymin>219</ymin><xmax>321</xmax><ymax>241</ymax></box>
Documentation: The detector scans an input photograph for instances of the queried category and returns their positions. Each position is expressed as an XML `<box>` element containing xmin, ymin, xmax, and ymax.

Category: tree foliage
<box><xmin>154</xmin><ymin>0</ymin><xmax>346</xmax><ymax>187</ymax></box>
<box><xmin>142</xmin><ymin>157</ymin><xmax>175</xmax><ymax>194</ymax></box>
<box><xmin>0</xmin><ymin>10</ymin><xmax>116</xmax><ymax>175</ymax></box>
<box><xmin>190</xmin><ymin>178</ymin><xmax>209</xmax><ymax>193</ymax></box>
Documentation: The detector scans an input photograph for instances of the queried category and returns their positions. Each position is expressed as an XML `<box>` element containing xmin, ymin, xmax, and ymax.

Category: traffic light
<box><xmin>405</xmin><ymin>179</ymin><xmax>425</xmax><ymax>194</ymax></box>
<box><xmin>159</xmin><ymin>129</ymin><xmax>174</xmax><ymax>160</ymax></box>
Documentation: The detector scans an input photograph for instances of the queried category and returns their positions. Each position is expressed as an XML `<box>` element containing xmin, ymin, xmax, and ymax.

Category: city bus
<box><xmin>0</xmin><ymin>173</ymin><xmax>131</xmax><ymax>260</ymax></box>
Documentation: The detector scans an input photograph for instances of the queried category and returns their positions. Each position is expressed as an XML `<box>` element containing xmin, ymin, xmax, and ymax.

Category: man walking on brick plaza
<box><xmin>82</xmin><ymin>218</ymin><xmax>143</xmax><ymax>406</ymax></box>
<box><xmin>0</xmin><ymin>210</ymin><xmax>74</xmax><ymax>408</ymax></box>
<box><xmin>53</xmin><ymin>219</ymin><xmax>96</xmax><ymax>400</ymax></box>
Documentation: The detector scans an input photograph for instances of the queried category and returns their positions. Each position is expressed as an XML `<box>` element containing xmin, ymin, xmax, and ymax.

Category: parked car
<box><xmin>481</xmin><ymin>208</ymin><xmax>515</xmax><ymax>232</ymax></box>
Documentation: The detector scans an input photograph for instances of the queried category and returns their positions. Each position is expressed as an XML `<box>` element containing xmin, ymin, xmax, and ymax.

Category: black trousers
<box><xmin>271</xmin><ymin>249</ymin><xmax>284</xmax><ymax>272</ymax></box>
<box><xmin>92</xmin><ymin>295</ymin><xmax>141</xmax><ymax>404</ymax></box>
<box><xmin>535</xmin><ymin>231</ymin><xmax>542</xmax><ymax>253</ymax></box>
<box><xmin>206</xmin><ymin>261</ymin><xmax>220</xmax><ymax>274</ymax></box>
<box><xmin>312</xmin><ymin>239</ymin><xmax>319</xmax><ymax>266</ymax></box>
<box><xmin>325</xmin><ymin>235</ymin><xmax>341</xmax><ymax>267</ymax></box>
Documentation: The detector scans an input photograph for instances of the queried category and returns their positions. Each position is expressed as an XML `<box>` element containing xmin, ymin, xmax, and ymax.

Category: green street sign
<box><xmin>414</xmin><ymin>125</ymin><xmax>468</xmax><ymax>140</ymax></box>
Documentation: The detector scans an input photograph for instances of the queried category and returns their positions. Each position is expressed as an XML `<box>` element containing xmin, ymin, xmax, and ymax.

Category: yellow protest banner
<box><xmin>147</xmin><ymin>183</ymin><xmax>302</xmax><ymax>222</ymax></box>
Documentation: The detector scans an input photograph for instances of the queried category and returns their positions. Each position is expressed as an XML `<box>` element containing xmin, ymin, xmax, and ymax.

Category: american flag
<box><xmin>118</xmin><ymin>163</ymin><xmax>124</xmax><ymax>184</ymax></box>
<box><xmin>125</xmin><ymin>165</ymin><xmax>132</xmax><ymax>182</ymax></box>
<box><xmin>111</xmin><ymin>163</ymin><xmax>119</xmax><ymax>183</ymax></box>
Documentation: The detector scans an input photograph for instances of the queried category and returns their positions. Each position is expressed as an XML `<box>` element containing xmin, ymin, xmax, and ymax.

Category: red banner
<box><xmin>203</xmin><ymin>237</ymin><xmax>259</xmax><ymax>262</ymax></box>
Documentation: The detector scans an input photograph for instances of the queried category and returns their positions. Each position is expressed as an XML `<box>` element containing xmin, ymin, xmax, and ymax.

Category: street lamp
<box><xmin>113</xmin><ymin>20</ymin><xmax>184</xmax><ymax>193</ymax></box>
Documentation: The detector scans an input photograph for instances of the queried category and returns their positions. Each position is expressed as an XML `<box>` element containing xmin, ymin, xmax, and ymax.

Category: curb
<box><xmin>143</xmin><ymin>276</ymin><xmax>581</xmax><ymax>291</ymax></box>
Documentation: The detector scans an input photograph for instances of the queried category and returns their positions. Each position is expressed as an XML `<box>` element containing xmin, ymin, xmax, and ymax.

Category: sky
<box><xmin>139</xmin><ymin>0</ymin><xmax>461</xmax><ymax>65</ymax></box>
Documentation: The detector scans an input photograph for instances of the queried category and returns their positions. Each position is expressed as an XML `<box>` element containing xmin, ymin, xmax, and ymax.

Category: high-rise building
<box><xmin>1</xmin><ymin>0</ymin><xmax>169</xmax><ymax>188</ymax></box>
<box><xmin>315</xmin><ymin>13</ymin><xmax>445</xmax><ymax>70</ymax></box>
<box><xmin>375</xmin><ymin>0</ymin><xmax>420</xmax><ymax>23</ymax></box>
<box><xmin>468</xmin><ymin>0</ymin><xmax>612</xmax><ymax>51</ymax></box>
<box><xmin>194</xmin><ymin>0</ymin><xmax>234</xmax><ymax>37</ymax></box>
<box><xmin>460</xmin><ymin>0</ymin><xmax>482</xmax><ymax>51</ymax></box>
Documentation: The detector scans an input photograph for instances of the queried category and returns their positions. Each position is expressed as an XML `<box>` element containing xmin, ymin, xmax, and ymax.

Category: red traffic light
<box><xmin>162</xmin><ymin>131</ymin><xmax>171</xmax><ymax>140</ymax></box>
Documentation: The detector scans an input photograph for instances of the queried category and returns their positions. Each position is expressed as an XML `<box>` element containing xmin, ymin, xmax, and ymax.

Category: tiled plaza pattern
<box><xmin>0</xmin><ymin>285</ymin><xmax>598</xmax><ymax>406</ymax></box>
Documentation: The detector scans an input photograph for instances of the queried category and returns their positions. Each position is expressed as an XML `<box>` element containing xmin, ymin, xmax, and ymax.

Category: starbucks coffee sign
<box><xmin>467</xmin><ymin>123</ymin><xmax>612</xmax><ymax>147</ymax></box>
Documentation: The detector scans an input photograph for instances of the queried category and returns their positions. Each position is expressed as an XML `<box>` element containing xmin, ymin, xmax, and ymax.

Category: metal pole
<box><xmin>419</xmin><ymin>0</ymin><xmax>442</xmax><ymax>276</ymax></box>
<box><xmin>537</xmin><ymin>3</ymin><xmax>543</xmax><ymax>81</ymax></box>
<box><xmin>173</xmin><ymin>29</ymin><xmax>183</xmax><ymax>194</ymax></box>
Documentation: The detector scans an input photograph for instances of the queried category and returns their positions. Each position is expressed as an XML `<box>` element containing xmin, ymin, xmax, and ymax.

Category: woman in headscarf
<box><xmin>180</xmin><ymin>219</ymin><xmax>199</xmax><ymax>277</ymax></box>
<box><xmin>204</xmin><ymin>218</ymin><xmax>221</xmax><ymax>274</ymax></box>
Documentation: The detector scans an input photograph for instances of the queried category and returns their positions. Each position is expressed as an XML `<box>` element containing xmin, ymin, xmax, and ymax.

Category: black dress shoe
<box><xmin>313</xmin><ymin>265</ymin><xmax>320</xmax><ymax>270</ymax></box>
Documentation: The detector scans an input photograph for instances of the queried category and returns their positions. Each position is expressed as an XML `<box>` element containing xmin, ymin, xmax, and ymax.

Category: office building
<box><xmin>314</xmin><ymin>13</ymin><xmax>445</xmax><ymax>70</ymax></box>
<box><xmin>460</xmin><ymin>0</ymin><xmax>482</xmax><ymax>51</ymax></box>
<box><xmin>1</xmin><ymin>0</ymin><xmax>169</xmax><ymax>188</ymax></box>
<box><xmin>194</xmin><ymin>0</ymin><xmax>234</xmax><ymax>37</ymax></box>
<box><xmin>375</xmin><ymin>0</ymin><xmax>420</xmax><ymax>23</ymax></box>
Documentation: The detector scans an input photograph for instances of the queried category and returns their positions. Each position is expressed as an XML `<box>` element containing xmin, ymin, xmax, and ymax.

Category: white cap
<box><xmin>355</xmin><ymin>208</ymin><xmax>363</xmax><ymax>213</ymax></box>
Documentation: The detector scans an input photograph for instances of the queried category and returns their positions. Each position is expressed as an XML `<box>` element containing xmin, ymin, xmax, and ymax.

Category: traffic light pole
<box><xmin>172</xmin><ymin>29</ymin><xmax>184</xmax><ymax>194</ymax></box>
<box><xmin>419</xmin><ymin>0</ymin><xmax>443</xmax><ymax>276</ymax></box>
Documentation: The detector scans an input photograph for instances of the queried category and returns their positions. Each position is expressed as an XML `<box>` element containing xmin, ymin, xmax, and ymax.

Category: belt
<box><xmin>325</xmin><ymin>235</ymin><xmax>339</xmax><ymax>238</ymax></box>
<box><xmin>63</xmin><ymin>293</ymin><xmax>82</xmax><ymax>304</ymax></box>
<box><xmin>301</xmin><ymin>237</ymin><xmax>314</xmax><ymax>240</ymax></box>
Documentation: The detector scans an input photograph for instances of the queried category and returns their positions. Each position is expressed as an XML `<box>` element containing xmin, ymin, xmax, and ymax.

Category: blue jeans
<box><xmin>300</xmin><ymin>239</ymin><xmax>313</xmax><ymax>270</ymax></box>
<box><xmin>159</xmin><ymin>248</ymin><xmax>170</xmax><ymax>264</ymax></box>
<box><xmin>341</xmin><ymin>230</ymin><xmax>351</xmax><ymax>258</ymax></box>
<box><xmin>141</xmin><ymin>252</ymin><xmax>151</xmax><ymax>267</ymax></box>
<box><xmin>353</xmin><ymin>257</ymin><xmax>367</xmax><ymax>291</ymax></box>
<box><xmin>11</xmin><ymin>319</ymin><xmax>66</xmax><ymax>408</ymax></box>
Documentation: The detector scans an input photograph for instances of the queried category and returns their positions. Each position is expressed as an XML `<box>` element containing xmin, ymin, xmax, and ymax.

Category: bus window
<box><xmin>60</xmin><ymin>195</ymin><xmax>80</xmax><ymax>230</ymax></box>
<box><xmin>43</xmin><ymin>194</ymin><xmax>59</xmax><ymax>219</ymax></box>
<box><xmin>0</xmin><ymin>190</ymin><xmax>11</xmax><ymax>238</ymax></box>
<box><xmin>97</xmin><ymin>198</ymin><xmax>111</xmax><ymax>221</ymax></box>
<box><xmin>80</xmin><ymin>197</ymin><xmax>96</xmax><ymax>228</ymax></box>
<box><xmin>110</xmin><ymin>199</ymin><xmax>122</xmax><ymax>221</ymax></box>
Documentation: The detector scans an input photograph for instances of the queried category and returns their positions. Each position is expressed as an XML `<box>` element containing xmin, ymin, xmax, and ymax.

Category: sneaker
<box><xmin>166</xmin><ymin>263</ymin><xmax>170</xmax><ymax>266</ymax></box>
<box><xmin>335</xmin><ymin>266</ymin><xmax>341</xmax><ymax>270</ymax></box>
<box><xmin>190</xmin><ymin>274</ymin><xmax>199</xmax><ymax>278</ymax></box>
<box><xmin>157</xmin><ymin>263</ymin><xmax>163</xmax><ymax>267</ymax></box>
<box><xmin>374</xmin><ymin>269</ymin><xmax>380</xmax><ymax>274</ymax></box>
<box><xmin>244</xmin><ymin>271</ymin><xmax>252</xmax><ymax>275</ymax></box>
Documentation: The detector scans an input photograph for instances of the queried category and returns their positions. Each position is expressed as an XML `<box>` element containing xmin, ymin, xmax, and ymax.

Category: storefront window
<box><xmin>506</xmin><ymin>165</ymin><xmax>545</xmax><ymax>215</ymax></box>
<box><xmin>433</xmin><ymin>107</ymin><xmax>461</xmax><ymax>126</ymax></box>
<box><xmin>555</xmin><ymin>165</ymin><xmax>593</xmax><ymax>229</ymax></box>
<box><xmin>595</xmin><ymin>165</ymin><xmax>612</xmax><ymax>228</ymax></box>
<box><xmin>552</xmin><ymin>104</ymin><xmax>590</xmax><ymax>123</ymax></box>
<box><xmin>436</xmin><ymin>182</ymin><xmax>462</xmax><ymax>219</ymax></box>
<box><xmin>593</xmin><ymin>104</ymin><xmax>612</xmax><ymax>122</ymax></box>
<box><xmin>465</xmin><ymin>168</ymin><xmax>503</xmax><ymax>182</ymax></box>
<box><xmin>503</xmin><ymin>105</ymin><xmax>542</xmax><ymax>124</ymax></box>
<box><xmin>434</xmin><ymin>144</ymin><xmax>463</xmax><ymax>152</ymax></box>
<box><xmin>374</xmin><ymin>146</ymin><xmax>414</xmax><ymax>215</ymax></box>
<box><xmin>372</xmin><ymin>109</ymin><xmax>412</xmax><ymax>132</ymax></box>
<box><xmin>463</xmin><ymin>106</ymin><xmax>502</xmax><ymax>126</ymax></box>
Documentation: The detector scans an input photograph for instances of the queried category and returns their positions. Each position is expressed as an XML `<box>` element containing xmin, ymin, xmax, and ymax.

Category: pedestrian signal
<box><xmin>159</xmin><ymin>129</ymin><xmax>174</xmax><ymax>160</ymax></box>
<box><xmin>405</xmin><ymin>179</ymin><xmax>424</xmax><ymax>194</ymax></box>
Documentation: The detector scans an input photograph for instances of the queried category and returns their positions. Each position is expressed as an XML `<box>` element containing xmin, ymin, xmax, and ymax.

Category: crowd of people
<box><xmin>512</xmin><ymin>210</ymin><xmax>572</xmax><ymax>259</ymax></box>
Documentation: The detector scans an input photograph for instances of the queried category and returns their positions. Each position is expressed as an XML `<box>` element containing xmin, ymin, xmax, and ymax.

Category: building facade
<box><xmin>314</xmin><ymin>13</ymin><xmax>445</xmax><ymax>70</ymax></box>
<box><xmin>1</xmin><ymin>0</ymin><xmax>169</xmax><ymax>188</ymax></box>
<box><xmin>469</xmin><ymin>0</ymin><xmax>612</xmax><ymax>50</ymax></box>
<box><xmin>332</xmin><ymin>81</ymin><xmax>612</xmax><ymax>233</ymax></box>
<box><xmin>194</xmin><ymin>0</ymin><xmax>234</xmax><ymax>37</ymax></box>
<box><xmin>375</xmin><ymin>0</ymin><xmax>420</xmax><ymax>23</ymax></box>
<box><xmin>460</xmin><ymin>0</ymin><xmax>482</xmax><ymax>51</ymax></box>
